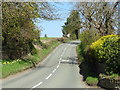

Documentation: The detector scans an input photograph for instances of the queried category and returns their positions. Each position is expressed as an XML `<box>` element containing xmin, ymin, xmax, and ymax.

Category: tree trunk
<box><xmin>75</xmin><ymin>30</ymin><xmax>79</xmax><ymax>39</ymax></box>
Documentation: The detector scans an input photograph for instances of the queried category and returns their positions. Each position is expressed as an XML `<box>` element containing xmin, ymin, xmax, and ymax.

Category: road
<box><xmin>2</xmin><ymin>41</ymin><xmax>90</xmax><ymax>88</ymax></box>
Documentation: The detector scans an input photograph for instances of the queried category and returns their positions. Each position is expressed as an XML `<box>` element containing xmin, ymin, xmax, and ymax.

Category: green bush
<box><xmin>77</xmin><ymin>42</ymin><xmax>86</xmax><ymax>62</ymax></box>
<box><xmin>78</xmin><ymin>30</ymin><xmax>100</xmax><ymax>62</ymax></box>
<box><xmin>86</xmin><ymin>76</ymin><xmax>98</xmax><ymax>86</ymax></box>
<box><xmin>80</xmin><ymin>29</ymin><xmax>101</xmax><ymax>48</ymax></box>
<box><xmin>89</xmin><ymin>35</ymin><xmax>120</xmax><ymax>74</ymax></box>
<box><xmin>31</xmin><ymin>48</ymin><xmax>38</xmax><ymax>55</ymax></box>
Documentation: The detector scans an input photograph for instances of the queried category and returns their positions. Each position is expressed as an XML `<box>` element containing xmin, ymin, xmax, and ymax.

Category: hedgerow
<box><xmin>89</xmin><ymin>35</ymin><xmax>120</xmax><ymax>74</ymax></box>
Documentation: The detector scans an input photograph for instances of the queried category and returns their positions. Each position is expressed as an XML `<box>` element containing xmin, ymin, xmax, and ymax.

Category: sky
<box><xmin>36</xmin><ymin>2</ymin><xmax>75</xmax><ymax>37</ymax></box>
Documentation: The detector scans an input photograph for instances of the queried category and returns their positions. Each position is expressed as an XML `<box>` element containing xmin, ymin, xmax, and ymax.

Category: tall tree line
<box><xmin>62</xmin><ymin>2</ymin><xmax>119</xmax><ymax>40</ymax></box>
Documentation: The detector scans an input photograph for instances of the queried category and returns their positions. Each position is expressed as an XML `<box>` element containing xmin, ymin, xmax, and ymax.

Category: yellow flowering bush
<box><xmin>91</xmin><ymin>35</ymin><xmax>117</xmax><ymax>49</ymax></box>
<box><xmin>89</xmin><ymin>35</ymin><xmax>120</xmax><ymax>74</ymax></box>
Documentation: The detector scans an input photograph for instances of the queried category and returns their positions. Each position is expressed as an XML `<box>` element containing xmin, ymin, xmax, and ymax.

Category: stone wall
<box><xmin>98</xmin><ymin>74</ymin><xmax>120</xmax><ymax>89</ymax></box>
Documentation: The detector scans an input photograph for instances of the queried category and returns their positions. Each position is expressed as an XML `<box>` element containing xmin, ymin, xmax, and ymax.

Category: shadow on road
<box><xmin>79</xmin><ymin>61</ymin><xmax>99</xmax><ymax>81</ymax></box>
<box><xmin>35</xmin><ymin>62</ymin><xmax>58</xmax><ymax>69</ymax></box>
<box><xmin>66</xmin><ymin>41</ymin><xmax>80</xmax><ymax>45</ymax></box>
<box><xmin>60</xmin><ymin>56</ymin><xmax>79</xmax><ymax>65</ymax></box>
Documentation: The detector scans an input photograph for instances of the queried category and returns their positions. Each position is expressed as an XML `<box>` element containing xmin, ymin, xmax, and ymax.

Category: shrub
<box><xmin>89</xmin><ymin>35</ymin><xmax>120</xmax><ymax>74</ymax></box>
<box><xmin>78</xmin><ymin>30</ymin><xmax>101</xmax><ymax>62</ymax></box>
<box><xmin>31</xmin><ymin>48</ymin><xmax>38</xmax><ymax>55</ymax></box>
<box><xmin>57</xmin><ymin>37</ymin><xmax>68</xmax><ymax>43</ymax></box>
<box><xmin>86</xmin><ymin>76</ymin><xmax>98</xmax><ymax>86</ymax></box>
<box><xmin>80</xmin><ymin>29</ymin><xmax>101</xmax><ymax>48</ymax></box>
<box><xmin>77</xmin><ymin>42</ymin><xmax>86</xmax><ymax>62</ymax></box>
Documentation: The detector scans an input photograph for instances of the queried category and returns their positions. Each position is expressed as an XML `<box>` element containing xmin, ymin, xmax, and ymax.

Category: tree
<box><xmin>62</xmin><ymin>10</ymin><xmax>81</xmax><ymax>39</ymax></box>
<box><xmin>76</xmin><ymin>2</ymin><xmax>119</xmax><ymax>36</ymax></box>
<box><xmin>2</xmin><ymin>2</ymin><xmax>58</xmax><ymax>59</ymax></box>
<box><xmin>44</xmin><ymin>34</ymin><xmax>48</xmax><ymax>38</ymax></box>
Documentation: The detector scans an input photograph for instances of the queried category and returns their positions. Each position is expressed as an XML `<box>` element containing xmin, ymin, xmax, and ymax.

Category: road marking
<box><xmin>52</xmin><ymin>69</ymin><xmax>57</xmax><ymax>73</ymax></box>
<box><xmin>46</xmin><ymin>74</ymin><xmax>52</xmax><ymax>80</ymax></box>
<box><xmin>61</xmin><ymin>45</ymin><xmax>69</xmax><ymax>57</ymax></box>
<box><xmin>59</xmin><ymin>61</ymin><xmax>61</xmax><ymax>64</ymax></box>
<box><xmin>61</xmin><ymin>60</ymin><xmax>69</xmax><ymax>62</ymax></box>
<box><xmin>31</xmin><ymin>82</ymin><xmax>43</xmax><ymax>89</ymax></box>
<box><xmin>63</xmin><ymin>48</ymin><xmax>66</xmax><ymax>54</ymax></box>
<box><xmin>30</xmin><ymin>43</ymin><xmax>75</xmax><ymax>89</ymax></box>
<box><xmin>60</xmin><ymin>58</ymin><xmax>62</xmax><ymax>60</ymax></box>
<box><xmin>57</xmin><ymin>65</ymin><xmax>59</xmax><ymax>68</ymax></box>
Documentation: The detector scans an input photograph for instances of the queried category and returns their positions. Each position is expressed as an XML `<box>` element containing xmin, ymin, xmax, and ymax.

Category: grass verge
<box><xmin>1</xmin><ymin>40</ymin><xmax>61</xmax><ymax>78</ymax></box>
<box><xmin>40</xmin><ymin>37</ymin><xmax>55</xmax><ymax>40</ymax></box>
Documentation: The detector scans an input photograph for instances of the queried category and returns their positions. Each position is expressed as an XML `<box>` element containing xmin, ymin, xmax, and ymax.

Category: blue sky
<box><xmin>37</xmin><ymin>2</ymin><xmax>74</xmax><ymax>37</ymax></box>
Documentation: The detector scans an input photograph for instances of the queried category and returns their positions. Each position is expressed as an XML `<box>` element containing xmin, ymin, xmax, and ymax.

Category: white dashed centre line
<box><xmin>59</xmin><ymin>61</ymin><xmax>61</xmax><ymax>64</ymax></box>
<box><xmin>52</xmin><ymin>69</ymin><xmax>57</xmax><ymax>73</ymax></box>
<box><xmin>57</xmin><ymin>65</ymin><xmax>59</xmax><ymax>68</ymax></box>
<box><xmin>31</xmin><ymin>82</ymin><xmax>43</xmax><ymax>89</ymax></box>
<box><xmin>30</xmin><ymin>45</ymin><xmax>70</xmax><ymax>89</ymax></box>
<box><xmin>46</xmin><ymin>74</ymin><xmax>52</xmax><ymax>80</ymax></box>
<box><xmin>60</xmin><ymin>58</ymin><xmax>62</xmax><ymax>60</ymax></box>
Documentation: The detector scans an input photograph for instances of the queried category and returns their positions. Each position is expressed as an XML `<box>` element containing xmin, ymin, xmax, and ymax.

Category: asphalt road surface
<box><xmin>2</xmin><ymin>41</ymin><xmax>91</xmax><ymax>88</ymax></box>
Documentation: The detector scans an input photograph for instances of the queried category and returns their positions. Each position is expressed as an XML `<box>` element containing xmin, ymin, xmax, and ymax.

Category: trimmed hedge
<box><xmin>89</xmin><ymin>35</ymin><xmax>120</xmax><ymax>74</ymax></box>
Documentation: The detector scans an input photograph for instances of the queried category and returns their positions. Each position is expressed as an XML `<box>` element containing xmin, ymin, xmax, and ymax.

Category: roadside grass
<box><xmin>40</xmin><ymin>37</ymin><xmax>55</xmax><ymax>40</ymax></box>
<box><xmin>110</xmin><ymin>74</ymin><xmax>119</xmax><ymax>78</ymax></box>
<box><xmin>0</xmin><ymin>64</ymin><xmax>2</xmax><ymax>78</ymax></box>
<box><xmin>35</xmin><ymin>40</ymin><xmax>61</xmax><ymax>63</ymax></box>
<box><xmin>2</xmin><ymin>60</ymin><xmax>32</xmax><ymax>78</ymax></box>
<box><xmin>1</xmin><ymin>40</ymin><xmax>61</xmax><ymax>78</ymax></box>
<box><xmin>86</xmin><ymin>76</ymin><xmax>98</xmax><ymax>86</ymax></box>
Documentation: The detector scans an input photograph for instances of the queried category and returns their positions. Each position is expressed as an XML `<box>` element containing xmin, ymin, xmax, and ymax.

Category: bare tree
<box><xmin>76</xmin><ymin>2</ymin><xmax>119</xmax><ymax>36</ymax></box>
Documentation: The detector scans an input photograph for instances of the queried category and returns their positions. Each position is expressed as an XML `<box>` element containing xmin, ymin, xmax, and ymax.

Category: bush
<box><xmin>57</xmin><ymin>37</ymin><xmax>68</xmax><ymax>43</ymax></box>
<box><xmin>86</xmin><ymin>76</ymin><xmax>98</xmax><ymax>86</ymax></box>
<box><xmin>80</xmin><ymin>29</ymin><xmax>100</xmax><ymax>48</ymax></box>
<box><xmin>78</xmin><ymin>30</ymin><xmax>100</xmax><ymax>62</ymax></box>
<box><xmin>31</xmin><ymin>48</ymin><xmax>38</xmax><ymax>55</ymax></box>
<box><xmin>89</xmin><ymin>35</ymin><xmax>120</xmax><ymax>74</ymax></box>
<box><xmin>77</xmin><ymin>42</ymin><xmax>86</xmax><ymax>62</ymax></box>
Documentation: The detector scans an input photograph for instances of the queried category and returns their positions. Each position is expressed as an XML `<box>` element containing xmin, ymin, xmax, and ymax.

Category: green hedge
<box><xmin>77</xmin><ymin>42</ymin><xmax>85</xmax><ymax>62</ymax></box>
<box><xmin>89</xmin><ymin>35</ymin><xmax>120</xmax><ymax>74</ymax></box>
